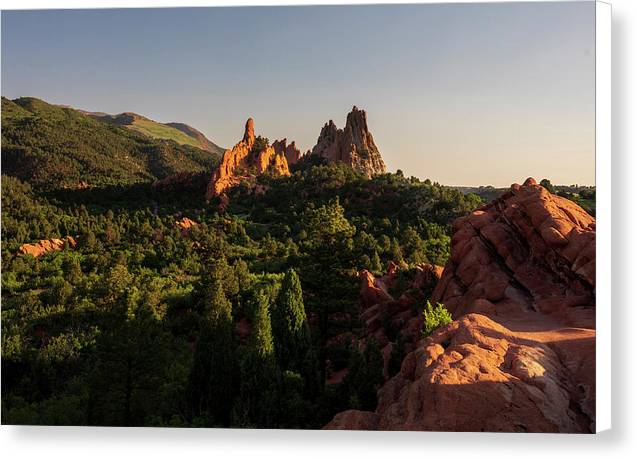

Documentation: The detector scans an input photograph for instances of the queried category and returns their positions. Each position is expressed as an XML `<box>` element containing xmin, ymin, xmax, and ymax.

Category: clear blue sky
<box><xmin>1</xmin><ymin>3</ymin><xmax>595</xmax><ymax>186</ymax></box>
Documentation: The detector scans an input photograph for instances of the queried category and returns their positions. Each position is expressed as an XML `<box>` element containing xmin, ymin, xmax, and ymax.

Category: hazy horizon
<box><xmin>1</xmin><ymin>3</ymin><xmax>595</xmax><ymax>187</ymax></box>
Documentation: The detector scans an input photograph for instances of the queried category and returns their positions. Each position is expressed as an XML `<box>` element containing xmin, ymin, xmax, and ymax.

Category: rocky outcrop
<box><xmin>205</xmin><ymin>118</ymin><xmax>290</xmax><ymax>200</ymax></box>
<box><xmin>359</xmin><ymin>263</ymin><xmax>443</xmax><ymax>347</ymax></box>
<box><xmin>272</xmin><ymin>138</ymin><xmax>302</xmax><ymax>166</ymax></box>
<box><xmin>18</xmin><ymin>236</ymin><xmax>77</xmax><ymax>258</ymax></box>
<box><xmin>328</xmin><ymin>313</ymin><xmax>594</xmax><ymax>432</ymax></box>
<box><xmin>62</xmin><ymin>181</ymin><xmax>91</xmax><ymax>190</ymax></box>
<box><xmin>325</xmin><ymin>178</ymin><xmax>596</xmax><ymax>432</ymax></box>
<box><xmin>176</xmin><ymin>217</ymin><xmax>198</xmax><ymax>236</ymax></box>
<box><xmin>430</xmin><ymin>177</ymin><xmax>595</xmax><ymax>323</ymax></box>
<box><xmin>325</xmin><ymin>263</ymin><xmax>444</xmax><ymax>385</ymax></box>
<box><xmin>310</xmin><ymin>106</ymin><xmax>386</xmax><ymax>177</ymax></box>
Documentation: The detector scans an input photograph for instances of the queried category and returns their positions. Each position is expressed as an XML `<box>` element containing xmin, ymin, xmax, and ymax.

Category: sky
<box><xmin>1</xmin><ymin>2</ymin><xmax>595</xmax><ymax>186</ymax></box>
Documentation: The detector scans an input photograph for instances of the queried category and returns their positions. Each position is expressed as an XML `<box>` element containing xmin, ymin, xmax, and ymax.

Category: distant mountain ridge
<box><xmin>79</xmin><ymin>109</ymin><xmax>224</xmax><ymax>156</ymax></box>
<box><xmin>1</xmin><ymin>96</ymin><xmax>220</xmax><ymax>189</ymax></box>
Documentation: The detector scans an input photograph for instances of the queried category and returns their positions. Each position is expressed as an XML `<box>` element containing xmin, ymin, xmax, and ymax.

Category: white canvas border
<box><xmin>595</xmin><ymin>0</ymin><xmax>611</xmax><ymax>433</ymax></box>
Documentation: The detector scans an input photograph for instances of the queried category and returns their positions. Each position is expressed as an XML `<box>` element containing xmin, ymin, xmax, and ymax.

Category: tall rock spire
<box><xmin>243</xmin><ymin>117</ymin><xmax>255</xmax><ymax>144</ymax></box>
<box><xmin>310</xmin><ymin>106</ymin><xmax>386</xmax><ymax>177</ymax></box>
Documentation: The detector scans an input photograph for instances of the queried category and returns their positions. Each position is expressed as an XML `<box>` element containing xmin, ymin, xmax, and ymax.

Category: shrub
<box><xmin>422</xmin><ymin>301</ymin><xmax>452</xmax><ymax>337</ymax></box>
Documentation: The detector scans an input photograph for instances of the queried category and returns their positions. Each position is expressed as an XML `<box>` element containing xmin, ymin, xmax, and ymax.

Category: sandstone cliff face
<box><xmin>205</xmin><ymin>118</ymin><xmax>290</xmax><ymax>200</ymax></box>
<box><xmin>18</xmin><ymin>236</ymin><xmax>77</xmax><ymax>258</ymax></box>
<box><xmin>325</xmin><ymin>178</ymin><xmax>596</xmax><ymax>432</ymax></box>
<box><xmin>272</xmin><ymin>138</ymin><xmax>302</xmax><ymax>166</ymax></box>
<box><xmin>310</xmin><ymin>106</ymin><xmax>386</xmax><ymax>177</ymax></box>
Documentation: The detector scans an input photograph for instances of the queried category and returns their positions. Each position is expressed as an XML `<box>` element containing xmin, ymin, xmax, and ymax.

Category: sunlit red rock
<box><xmin>273</xmin><ymin>138</ymin><xmax>302</xmax><ymax>165</ymax></box>
<box><xmin>325</xmin><ymin>179</ymin><xmax>596</xmax><ymax>432</ymax></box>
<box><xmin>17</xmin><ymin>236</ymin><xmax>77</xmax><ymax>258</ymax></box>
<box><xmin>205</xmin><ymin>118</ymin><xmax>290</xmax><ymax>200</ymax></box>
<box><xmin>175</xmin><ymin>217</ymin><xmax>198</xmax><ymax>236</ymax></box>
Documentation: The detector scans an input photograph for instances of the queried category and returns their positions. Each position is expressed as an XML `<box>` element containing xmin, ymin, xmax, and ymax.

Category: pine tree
<box><xmin>343</xmin><ymin>338</ymin><xmax>385</xmax><ymax>411</ymax></box>
<box><xmin>390</xmin><ymin>237</ymin><xmax>404</xmax><ymax>265</ymax></box>
<box><xmin>234</xmin><ymin>289</ymin><xmax>278</xmax><ymax>427</ymax></box>
<box><xmin>272</xmin><ymin>269</ymin><xmax>310</xmax><ymax>370</ymax></box>
<box><xmin>251</xmin><ymin>290</ymin><xmax>274</xmax><ymax>360</ymax></box>
<box><xmin>370</xmin><ymin>250</ymin><xmax>383</xmax><ymax>274</ymax></box>
<box><xmin>89</xmin><ymin>307</ymin><xmax>171</xmax><ymax>426</ymax></box>
<box><xmin>187</xmin><ymin>273</ymin><xmax>235</xmax><ymax>425</ymax></box>
<box><xmin>300</xmin><ymin>198</ymin><xmax>357</xmax><ymax>384</ymax></box>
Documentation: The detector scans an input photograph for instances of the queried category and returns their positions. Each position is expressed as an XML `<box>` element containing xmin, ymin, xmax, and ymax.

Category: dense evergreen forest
<box><xmin>2</xmin><ymin>160</ymin><xmax>482</xmax><ymax>426</ymax></box>
<box><xmin>1</xmin><ymin>97</ymin><xmax>594</xmax><ymax>427</ymax></box>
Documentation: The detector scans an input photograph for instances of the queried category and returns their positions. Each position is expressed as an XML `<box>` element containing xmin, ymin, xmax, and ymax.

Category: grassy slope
<box><xmin>165</xmin><ymin>122</ymin><xmax>225</xmax><ymax>156</ymax></box>
<box><xmin>127</xmin><ymin>118</ymin><xmax>203</xmax><ymax>149</ymax></box>
<box><xmin>1</xmin><ymin>97</ymin><xmax>219</xmax><ymax>190</ymax></box>
<box><xmin>89</xmin><ymin>112</ymin><xmax>224</xmax><ymax>155</ymax></box>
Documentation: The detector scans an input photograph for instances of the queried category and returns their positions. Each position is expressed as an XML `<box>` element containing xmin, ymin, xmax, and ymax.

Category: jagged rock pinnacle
<box><xmin>310</xmin><ymin>106</ymin><xmax>386</xmax><ymax>177</ymax></box>
<box><xmin>243</xmin><ymin>118</ymin><xmax>255</xmax><ymax>144</ymax></box>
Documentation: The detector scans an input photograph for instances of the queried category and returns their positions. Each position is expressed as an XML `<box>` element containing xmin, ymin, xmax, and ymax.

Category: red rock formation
<box><xmin>357</xmin><ymin>263</ymin><xmax>444</xmax><ymax>347</ymax></box>
<box><xmin>310</xmin><ymin>106</ymin><xmax>386</xmax><ymax>177</ymax></box>
<box><xmin>272</xmin><ymin>138</ymin><xmax>302</xmax><ymax>166</ymax></box>
<box><xmin>325</xmin><ymin>263</ymin><xmax>443</xmax><ymax>384</ymax></box>
<box><xmin>205</xmin><ymin>118</ymin><xmax>290</xmax><ymax>200</ymax></box>
<box><xmin>431</xmin><ymin>176</ymin><xmax>595</xmax><ymax>323</ymax></box>
<box><xmin>359</xmin><ymin>269</ymin><xmax>394</xmax><ymax>309</ymax></box>
<box><xmin>325</xmin><ymin>179</ymin><xmax>596</xmax><ymax>432</ymax></box>
<box><xmin>175</xmin><ymin>217</ymin><xmax>198</xmax><ymax>236</ymax></box>
<box><xmin>18</xmin><ymin>236</ymin><xmax>77</xmax><ymax>258</ymax></box>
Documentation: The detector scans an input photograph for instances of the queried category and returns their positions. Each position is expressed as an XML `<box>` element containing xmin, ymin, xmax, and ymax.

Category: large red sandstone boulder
<box><xmin>358</xmin><ymin>264</ymin><xmax>443</xmax><ymax>341</ymax></box>
<box><xmin>17</xmin><ymin>236</ymin><xmax>77</xmax><ymax>258</ymax></box>
<box><xmin>359</xmin><ymin>269</ymin><xmax>393</xmax><ymax>308</ymax></box>
<box><xmin>325</xmin><ymin>179</ymin><xmax>596</xmax><ymax>432</ymax></box>
<box><xmin>326</xmin><ymin>314</ymin><xmax>594</xmax><ymax>432</ymax></box>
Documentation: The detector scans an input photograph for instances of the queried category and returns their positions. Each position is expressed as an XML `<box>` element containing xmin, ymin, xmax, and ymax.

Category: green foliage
<box><xmin>187</xmin><ymin>266</ymin><xmax>235</xmax><ymax>424</ymax></box>
<box><xmin>88</xmin><ymin>309</ymin><xmax>172</xmax><ymax>426</ymax></box>
<box><xmin>341</xmin><ymin>339</ymin><xmax>384</xmax><ymax>411</ymax></box>
<box><xmin>250</xmin><ymin>289</ymin><xmax>275</xmax><ymax>360</ymax></box>
<box><xmin>540</xmin><ymin>178</ymin><xmax>555</xmax><ymax>194</ymax></box>
<box><xmin>271</xmin><ymin>269</ymin><xmax>310</xmax><ymax>371</ymax></box>
<box><xmin>422</xmin><ymin>301</ymin><xmax>453</xmax><ymax>337</ymax></box>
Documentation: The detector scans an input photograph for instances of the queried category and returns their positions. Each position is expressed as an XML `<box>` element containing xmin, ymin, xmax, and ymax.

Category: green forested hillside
<box><xmin>1</xmin><ymin>97</ymin><xmax>220</xmax><ymax>190</ymax></box>
<box><xmin>1</xmin><ymin>151</ymin><xmax>482</xmax><ymax>427</ymax></box>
